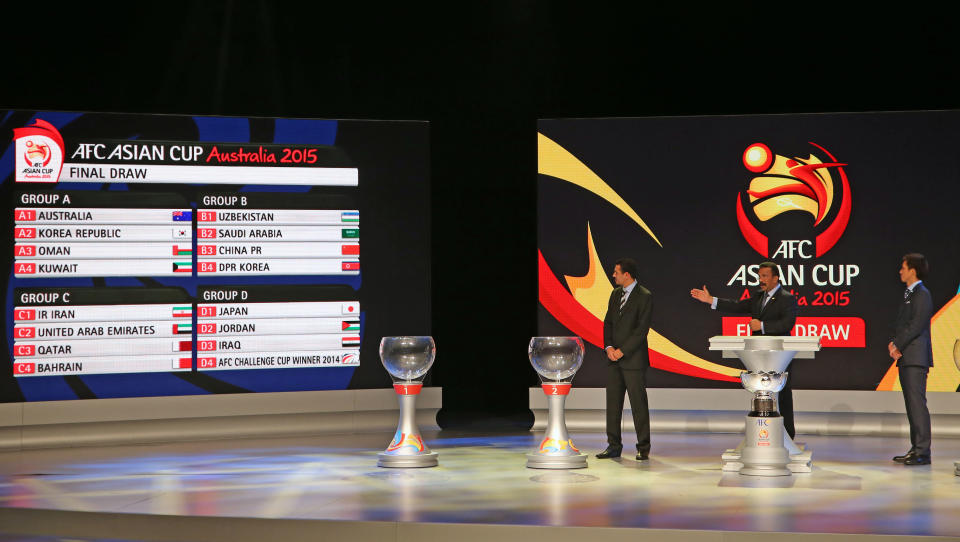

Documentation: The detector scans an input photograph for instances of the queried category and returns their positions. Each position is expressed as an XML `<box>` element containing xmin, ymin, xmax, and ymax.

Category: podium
<box><xmin>709</xmin><ymin>335</ymin><xmax>820</xmax><ymax>476</ymax></box>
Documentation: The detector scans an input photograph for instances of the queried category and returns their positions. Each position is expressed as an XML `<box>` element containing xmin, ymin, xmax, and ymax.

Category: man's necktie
<box><xmin>760</xmin><ymin>293</ymin><xmax>771</xmax><ymax>311</ymax></box>
<box><xmin>619</xmin><ymin>290</ymin><xmax>628</xmax><ymax>312</ymax></box>
<box><xmin>904</xmin><ymin>288</ymin><xmax>911</xmax><ymax>300</ymax></box>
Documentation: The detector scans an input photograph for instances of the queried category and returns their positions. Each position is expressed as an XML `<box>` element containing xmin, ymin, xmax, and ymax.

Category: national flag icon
<box><xmin>172</xmin><ymin>245</ymin><xmax>192</xmax><ymax>256</ymax></box>
<box><xmin>173</xmin><ymin>340</ymin><xmax>193</xmax><ymax>352</ymax></box>
<box><xmin>173</xmin><ymin>228</ymin><xmax>190</xmax><ymax>239</ymax></box>
<box><xmin>173</xmin><ymin>261</ymin><xmax>193</xmax><ymax>273</ymax></box>
<box><xmin>342</xmin><ymin>336</ymin><xmax>361</xmax><ymax>347</ymax></box>
<box><xmin>341</xmin><ymin>211</ymin><xmax>359</xmax><ymax>223</ymax></box>
<box><xmin>341</xmin><ymin>303</ymin><xmax>358</xmax><ymax>315</ymax></box>
<box><xmin>173</xmin><ymin>323</ymin><xmax>193</xmax><ymax>334</ymax></box>
<box><xmin>342</xmin><ymin>320</ymin><xmax>360</xmax><ymax>332</ymax></box>
<box><xmin>341</xmin><ymin>261</ymin><xmax>360</xmax><ymax>272</ymax></box>
<box><xmin>341</xmin><ymin>244</ymin><xmax>360</xmax><ymax>256</ymax></box>
<box><xmin>172</xmin><ymin>305</ymin><xmax>193</xmax><ymax>318</ymax></box>
<box><xmin>341</xmin><ymin>228</ymin><xmax>359</xmax><ymax>239</ymax></box>
<box><xmin>173</xmin><ymin>357</ymin><xmax>192</xmax><ymax>369</ymax></box>
<box><xmin>172</xmin><ymin>210</ymin><xmax>193</xmax><ymax>222</ymax></box>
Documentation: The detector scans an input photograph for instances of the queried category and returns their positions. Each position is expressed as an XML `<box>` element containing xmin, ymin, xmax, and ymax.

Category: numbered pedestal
<box><xmin>378</xmin><ymin>383</ymin><xmax>438</xmax><ymax>468</ymax></box>
<box><xmin>526</xmin><ymin>383</ymin><xmax>587</xmax><ymax>469</ymax></box>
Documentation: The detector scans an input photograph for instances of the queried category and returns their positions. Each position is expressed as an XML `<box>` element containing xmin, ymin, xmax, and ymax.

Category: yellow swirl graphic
<box><xmin>538</xmin><ymin>133</ymin><xmax>662</xmax><ymax>247</ymax></box>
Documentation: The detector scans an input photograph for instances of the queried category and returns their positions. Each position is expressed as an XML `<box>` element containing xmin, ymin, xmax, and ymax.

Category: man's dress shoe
<box><xmin>893</xmin><ymin>451</ymin><xmax>916</xmax><ymax>463</ymax></box>
<box><xmin>595</xmin><ymin>447</ymin><xmax>622</xmax><ymax>459</ymax></box>
<box><xmin>903</xmin><ymin>454</ymin><xmax>931</xmax><ymax>466</ymax></box>
<box><xmin>636</xmin><ymin>451</ymin><xmax>649</xmax><ymax>461</ymax></box>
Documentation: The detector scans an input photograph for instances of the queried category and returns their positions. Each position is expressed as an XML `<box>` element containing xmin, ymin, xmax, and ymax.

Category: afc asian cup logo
<box><xmin>342</xmin><ymin>353</ymin><xmax>358</xmax><ymax>365</ymax></box>
<box><xmin>736</xmin><ymin>142</ymin><xmax>852</xmax><ymax>258</ymax></box>
<box><xmin>24</xmin><ymin>140</ymin><xmax>52</xmax><ymax>166</ymax></box>
<box><xmin>13</xmin><ymin>119</ymin><xmax>66</xmax><ymax>183</ymax></box>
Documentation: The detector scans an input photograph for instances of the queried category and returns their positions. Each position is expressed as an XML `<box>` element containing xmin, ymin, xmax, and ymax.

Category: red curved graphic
<box><xmin>736</xmin><ymin>194</ymin><xmax>768</xmax><ymax>257</ymax></box>
<box><xmin>785</xmin><ymin>163</ymin><xmax>830</xmax><ymax>223</ymax></box>
<box><xmin>538</xmin><ymin>250</ymin><xmax>604</xmax><ymax>346</ymax></box>
<box><xmin>14</xmin><ymin>119</ymin><xmax>65</xmax><ymax>153</ymax></box>
<box><xmin>810</xmin><ymin>142</ymin><xmax>851</xmax><ymax>257</ymax></box>
<box><xmin>748</xmin><ymin>182</ymin><xmax>816</xmax><ymax>200</ymax></box>
<box><xmin>538</xmin><ymin>251</ymin><xmax>739</xmax><ymax>383</ymax></box>
<box><xmin>787</xmin><ymin>160</ymin><xmax>847</xmax><ymax>225</ymax></box>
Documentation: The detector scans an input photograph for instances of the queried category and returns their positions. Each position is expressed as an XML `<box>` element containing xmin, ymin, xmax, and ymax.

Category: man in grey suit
<box><xmin>596</xmin><ymin>258</ymin><xmax>653</xmax><ymax>461</ymax></box>
<box><xmin>890</xmin><ymin>253</ymin><xmax>933</xmax><ymax>466</ymax></box>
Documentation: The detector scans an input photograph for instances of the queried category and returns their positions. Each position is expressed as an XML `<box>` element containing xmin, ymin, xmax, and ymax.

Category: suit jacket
<box><xmin>716</xmin><ymin>286</ymin><xmax>798</xmax><ymax>336</ymax></box>
<box><xmin>892</xmin><ymin>282</ymin><xmax>934</xmax><ymax>368</ymax></box>
<box><xmin>603</xmin><ymin>284</ymin><xmax>653</xmax><ymax>370</ymax></box>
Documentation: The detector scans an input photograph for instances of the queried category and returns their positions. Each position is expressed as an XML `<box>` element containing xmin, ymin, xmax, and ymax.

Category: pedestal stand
<box><xmin>710</xmin><ymin>336</ymin><xmax>820</xmax><ymax>477</ymax></box>
<box><xmin>526</xmin><ymin>383</ymin><xmax>587</xmax><ymax>469</ymax></box>
<box><xmin>378</xmin><ymin>383</ymin><xmax>439</xmax><ymax>468</ymax></box>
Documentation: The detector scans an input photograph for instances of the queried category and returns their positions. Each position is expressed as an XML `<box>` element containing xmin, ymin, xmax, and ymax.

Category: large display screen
<box><xmin>2</xmin><ymin>110</ymin><xmax>429</xmax><ymax>402</ymax></box>
<box><xmin>538</xmin><ymin>112</ymin><xmax>960</xmax><ymax>392</ymax></box>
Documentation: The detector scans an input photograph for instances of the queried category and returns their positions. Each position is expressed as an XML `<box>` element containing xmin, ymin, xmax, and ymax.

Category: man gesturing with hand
<box><xmin>690</xmin><ymin>262</ymin><xmax>799</xmax><ymax>438</ymax></box>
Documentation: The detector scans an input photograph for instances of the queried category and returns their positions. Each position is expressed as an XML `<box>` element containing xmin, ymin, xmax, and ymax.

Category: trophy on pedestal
<box><xmin>378</xmin><ymin>336</ymin><xmax>439</xmax><ymax>468</ymax></box>
<box><xmin>709</xmin><ymin>335</ymin><xmax>820</xmax><ymax>476</ymax></box>
<box><xmin>526</xmin><ymin>336</ymin><xmax>588</xmax><ymax>469</ymax></box>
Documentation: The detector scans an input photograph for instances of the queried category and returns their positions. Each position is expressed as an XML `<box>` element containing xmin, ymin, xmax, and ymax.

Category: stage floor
<box><xmin>1</xmin><ymin>430</ymin><xmax>959</xmax><ymax>540</ymax></box>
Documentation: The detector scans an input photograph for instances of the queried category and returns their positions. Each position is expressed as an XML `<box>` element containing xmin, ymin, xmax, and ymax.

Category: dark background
<box><xmin>3</xmin><ymin>3</ymin><xmax>959</xmax><ymax>429</ymax></box>
<box><xmin>538</xmin><ymin>114</ymin><xmax>960</xmax><ymax>390</ymax></box>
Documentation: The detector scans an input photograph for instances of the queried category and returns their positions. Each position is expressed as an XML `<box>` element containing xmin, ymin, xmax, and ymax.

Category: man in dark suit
<box><xmin>889</xmin><ymin>253</ymin><xmax>933</xmax><ymax>466</ymax></box>
<box><xmin>690</xmin><ymin>262</ymin><xmax>799</xmax><ymax>438</ymax></box>
<box><xmin>596</xmin><ymin>258</ymin><xmax>653</xmax><ymax>461</ymax></box>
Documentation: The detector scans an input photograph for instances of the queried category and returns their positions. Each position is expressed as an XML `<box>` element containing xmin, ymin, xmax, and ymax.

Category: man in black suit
<box><xmin>889</xmin><ymin>253</ymin><xmax>934</xmax><ymax>466</ymax></box>
<box><xmin>690</xmin><ymin>262</ymin><xmax>799</xmax><ymax>438</ymax></box>
<box><xmin>596</xmin><ymin>258</ymin><xmax>653</xmax><ymax>461</ymax></box>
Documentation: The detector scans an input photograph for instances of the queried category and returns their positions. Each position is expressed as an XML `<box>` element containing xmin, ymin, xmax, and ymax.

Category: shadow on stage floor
<box><xmin>1</xmin><ymin>430</ymin><xmax>958</xmax><ymax>541</ymax></box>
